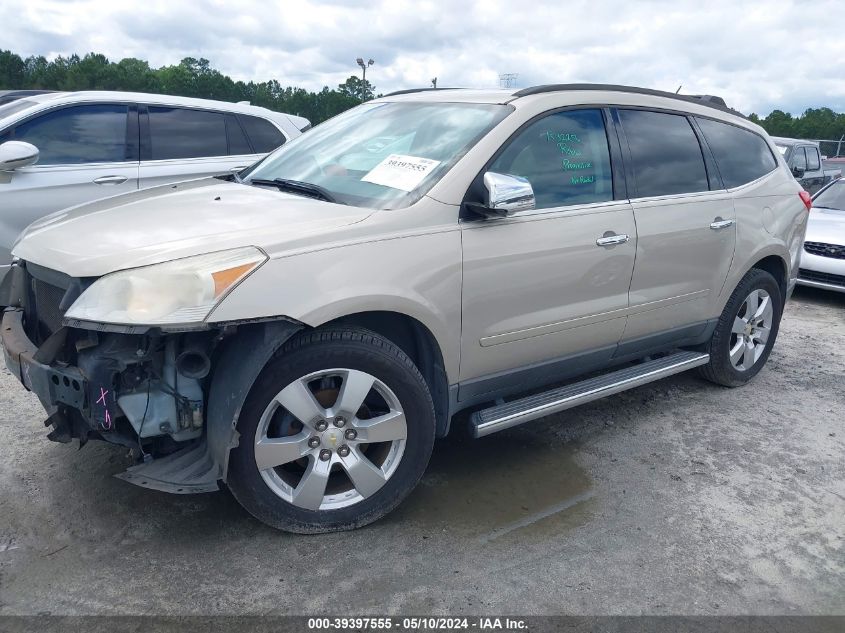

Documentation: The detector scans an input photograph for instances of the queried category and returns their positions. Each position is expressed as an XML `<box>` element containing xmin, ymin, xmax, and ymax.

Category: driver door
<box><xmin>458</xmin><ymin>108</ymin><xmax>636</xmax><ymax>401</ymax></box>
<box><xmin>0</xmin><ymin>103</ymin><xmax>138</xmax><ymax>270</ymax></box>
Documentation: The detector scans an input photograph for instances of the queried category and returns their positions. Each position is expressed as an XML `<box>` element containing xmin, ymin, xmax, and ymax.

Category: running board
<box><xmin>469</xmin><ymin>351</ymin><xmax>710</xmax><ymax>438</ymax></box>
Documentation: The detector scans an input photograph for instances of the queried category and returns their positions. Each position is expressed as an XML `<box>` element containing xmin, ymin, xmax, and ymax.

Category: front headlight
<box><xmin>65</xmin><ymin>247</ymin><xmax>267</xmax><ymax>326</ymax></box>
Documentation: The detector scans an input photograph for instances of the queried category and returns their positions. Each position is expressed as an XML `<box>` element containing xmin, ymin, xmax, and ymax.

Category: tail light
<box><xmin>799</xmin><ymin>190</ymin><xmax>812</xmax><ymax>211</ymax></box>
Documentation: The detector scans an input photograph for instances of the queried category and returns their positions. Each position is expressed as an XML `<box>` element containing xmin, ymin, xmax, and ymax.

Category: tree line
<box><xmin>1</xmin><ymin>49</ymin><xmax>844</xmax><ymax>152</ymax></box>
<box><xmin>748</xmin><ymin>109</ymin><xmax>845</xmax><ymax>149</ymax></box>
<box><xmin>0</xmin><ymin>50</ymin><xmax>375</xmax><ymax>125</ymax></box>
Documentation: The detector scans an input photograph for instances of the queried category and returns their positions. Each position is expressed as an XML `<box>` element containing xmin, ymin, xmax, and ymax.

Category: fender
<box><xmin>206</xmin><ymin>319</ymin><xmax>303</xmax><ymax>481</ymax></box>
<box><xmin>717</xmin><ymin>242</ymin><xmax>792</xmax><ymax>313</ymax></box>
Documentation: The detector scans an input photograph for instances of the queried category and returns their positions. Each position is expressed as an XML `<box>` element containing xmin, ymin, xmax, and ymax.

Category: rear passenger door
<box><xmin>615</xmin><ymin>108</ymin><xmax>736</xmax><ymax>342</ymax></box>
<box><xmin>138</xmin><ymin>106</ymin><xmax>285</xmax><ymax>188</ymax></box>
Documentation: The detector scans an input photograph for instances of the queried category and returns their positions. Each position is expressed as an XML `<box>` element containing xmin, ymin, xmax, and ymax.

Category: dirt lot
<box><xmin>0</xmin><ymin>287</ymin><xmax>842</xmax><ymax>616</ymax></box>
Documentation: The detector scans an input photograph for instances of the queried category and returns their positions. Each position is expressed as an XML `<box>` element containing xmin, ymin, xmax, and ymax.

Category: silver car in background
<box><xmin>0</xmin><ymin>91</ymin><xmax>309</xmax><ymax>277</ymax></box>
<box><xmin>799</xmin><ymin>178</ymin><xmax>845</xmax><ymax>293</ymax></box>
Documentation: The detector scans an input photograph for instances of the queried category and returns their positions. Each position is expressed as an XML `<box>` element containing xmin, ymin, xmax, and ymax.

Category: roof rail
<box><xmin>689</xmin><ymin>94</ymin><xmax>727</xmax><ymax>107</ymax></box>
<box><xmin>511</xmin><ymin>84</ymin><xmax>744</xmax><ymax>118</ymax></box>
<box><xmin>382</xmin><ymin>87</ymin><xmax>466</xmax><ymax>97</ymax></box>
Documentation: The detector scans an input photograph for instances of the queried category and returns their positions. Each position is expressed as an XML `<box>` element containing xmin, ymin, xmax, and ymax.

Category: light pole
<box><xmin>356</xmin><ymin>57</ymin><xmax>374</xmax><ymax>82</ymax></box>
<box><xmin>355</xmin><ymin>57</ymin><xmax>375</xmax><ymax>101</ymax></box>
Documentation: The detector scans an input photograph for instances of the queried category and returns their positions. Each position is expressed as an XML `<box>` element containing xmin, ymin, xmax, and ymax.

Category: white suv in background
<box><xmin>0</xmin><ymin>91</ymin><xmax>309</xmax><ymax>277</ymax></box>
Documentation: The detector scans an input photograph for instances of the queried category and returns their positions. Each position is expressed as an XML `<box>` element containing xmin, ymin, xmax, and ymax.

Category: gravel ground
<box><xmin>0</xmin><ymin>287</ymin><xmax>842</xmax><ymax>616</ymax></box>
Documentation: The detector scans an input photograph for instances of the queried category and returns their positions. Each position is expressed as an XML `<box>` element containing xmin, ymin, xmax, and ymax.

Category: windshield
<box><xmin>0</xmin><ymin>98</ymin><xmax>37</xmax><ymax>121</ymax></box>
<box><xmin>814</xmin><ymin>179</ymin><xmax>845</xmax><ymax>210</ymax></box>
<box><xmin>243</xmin><ymin>101</ymin><xmax>511</xmax><ymax>209</ymax></box>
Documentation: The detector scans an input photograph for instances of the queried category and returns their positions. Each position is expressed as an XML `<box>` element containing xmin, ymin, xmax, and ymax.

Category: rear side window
<box><xmin>238</xmin><ymin>115</ymin><xmax>285</xmax><ymax>153</ymax></box>
<box><xmin>11</xmin><ymin>104</ymin><xmax>128</xmax><ymax>165</ymax></box>
<box><xmin>792</xmin><ymin>147</ymin><xmax>808</xmax><ymax>171</ymax></box>
<box><xmin>619</xmin><ymin>109</ymin><xmax>708</xmax><ymax>197</ymax></box>
<box><xmin>488</xmin><ymin>108</ymin><xmax>614</xmax><ymax>209</ymax></box>
<box><xmin>225</xmin><ymin>114</ymin><xmax>252</xmax><ymax>155</ymax></box>
<box><xmin>696</xmin><ymin>118</ymin><xmax>777</xmax><ymax>188</ymax></box>
<box><xmin>806</xmin><ymin>146</ymin><xmax>821</xmax><ymax>171</ymax></box>
<box><xmin>148</xmin><ymin>106</ymin><xmax>227</xmax><ymax>160</ymax></box>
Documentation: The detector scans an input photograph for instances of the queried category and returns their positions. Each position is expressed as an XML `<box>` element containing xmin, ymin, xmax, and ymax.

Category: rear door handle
<box><xmin>596</xmin><ymin>233</ymin><xmax>630</xmax><ymax>246</ymax></box>
<box><xmin>709</xmin><ymin>218</ymin><xmax>734</xmax><ymax>230</ymax></box>
<box><xmin>93</xmin><ymin>175</ymin><xmax>128</xmax><ymax>185</ymax></box>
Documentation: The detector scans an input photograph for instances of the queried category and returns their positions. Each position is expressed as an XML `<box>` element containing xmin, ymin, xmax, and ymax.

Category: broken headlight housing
<box><xmin>65</xmin><ymin>247</ymin><xmax>267</xmax><ymax>326</ymax></box>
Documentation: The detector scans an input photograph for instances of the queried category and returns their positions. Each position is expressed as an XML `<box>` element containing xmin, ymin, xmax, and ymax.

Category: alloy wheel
<box><xmin>729</xmin><ymin>288</ymin><xmax>774</xmax><ymax>372</ymax></box>
<box><xmin>253</xmin><ymin>368</ymin><xmax>407</xmax><ymax>511</ymax></box>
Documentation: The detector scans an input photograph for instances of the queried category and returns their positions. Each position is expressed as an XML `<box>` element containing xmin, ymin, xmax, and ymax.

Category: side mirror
<box><xmin>791</xmin><ymin>165</ymin><xmax>805</xmax><ymax>178</ymax></box>
<box><xmin>479</xmin><ymin>171</ymin><xmax>535</xmax><ymax>218</ymax></box>
<box><xmin>0</xmin><ymin>141</ymin><xmax>39</xmax><ymax>171</ymax></box>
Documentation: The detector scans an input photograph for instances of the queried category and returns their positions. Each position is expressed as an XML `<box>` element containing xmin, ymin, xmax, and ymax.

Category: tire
<box><xmin>227</xmin><ymin>327</ymin><xmax>436</xmax><ymax>533</ymax></box>
<box><xmin>698</xmin><ymin>268</ymin><xmax>783</xmax><ymax>387</ymax></box>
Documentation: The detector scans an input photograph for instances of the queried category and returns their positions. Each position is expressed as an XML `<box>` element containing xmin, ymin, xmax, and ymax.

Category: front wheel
<box><xmin>698</xmin><ymin>268</ymin><xmax>783</xmax><ymax>387</ymax></box>
<box><xmin>227</xmin><ymin>328</ymin><xmax>436</xmax><ymax>533</ymax></box>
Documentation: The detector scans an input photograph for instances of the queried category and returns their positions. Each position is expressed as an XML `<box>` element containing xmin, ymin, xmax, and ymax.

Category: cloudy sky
<box><xmin>4</xmin><ymin>0</ymin><xmax>843</xmax><ymax>115</ymax></box>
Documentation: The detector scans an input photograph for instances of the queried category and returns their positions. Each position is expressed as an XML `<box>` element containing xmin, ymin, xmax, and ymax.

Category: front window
<box><xmin>243</xmin><ymin>102</ymin><xmax>511</xmax><ymax>209</ymax></box>
<box><xmin>11</xmin><ymin>104</ymin><xmax>128</xmax><ymax>165</ymax></box>
<box><xmin>814</xmin><ymin>180</ymin><xmax>845</xmax><ymax>210</ymax></box>
<box><xmin>488</xmin><ymin>108</ymin><xmax>614</xmax><ymax>209</ymax></box>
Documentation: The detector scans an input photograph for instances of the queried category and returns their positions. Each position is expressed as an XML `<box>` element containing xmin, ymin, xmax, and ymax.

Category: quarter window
<box><xmin>619</xmin><ymin>109</ymin><xmax>709</xmax><ymax>197</ymax></box>
<box><xmin>238</xmin><ymin>115</ymin><xmax>285</xmax><ymax>153</ymax></box>
<box><xmin>147</xmin><ymin>107</ymin><xmax>228</xmax><ymax>160</ymax></box>
<box><xmin>696</xmin><ymin>117</ymin><xmax>777</xmax><ymax>188</ymax></box>
<box><xmin>488</xmin><ymin>108</ymin><xmax>614</xmax><ymax>209</ymax></box>
<box><xmin>11</xmin><ymin>104</ymin><xmax>128</xmax><ymax>165</ymax></box>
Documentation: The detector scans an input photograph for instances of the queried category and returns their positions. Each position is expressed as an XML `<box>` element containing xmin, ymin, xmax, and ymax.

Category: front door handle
<box><xmin>709</xmin><ymin>218</ymin><xmax>734</xmax><ymax>230</ymax></box>
<box><xmin>93</xmin><ymin>175</ymin><xmax>128</xmax><ymax>185</ymax></box>
<box><xmin>596</xmin><ymin>233</ymin><xmax>630</xmax><ymax>247</ymax></box>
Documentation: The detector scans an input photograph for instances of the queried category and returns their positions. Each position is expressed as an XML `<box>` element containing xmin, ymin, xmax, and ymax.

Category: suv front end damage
<box><xmin>0</xmin><ymin>260</ymin><xmax>300</xmax><ymax>494</ymax></box>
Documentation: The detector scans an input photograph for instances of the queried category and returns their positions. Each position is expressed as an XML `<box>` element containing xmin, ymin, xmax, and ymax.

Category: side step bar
<box><xmin>469</xmin><ymin>351</ymin><xmax>710</xmax><ymax>438</ymax></box>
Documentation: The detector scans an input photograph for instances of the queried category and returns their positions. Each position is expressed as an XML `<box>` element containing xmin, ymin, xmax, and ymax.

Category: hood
<box><xmin>806</xmin><ymin>207</ymin><xmax>845</xmax><ymax>245</ymax></box>
<box><xmin>13</xmin><ymin>178</ymin><xmax>373</xmax><ymax>277</ymax></box>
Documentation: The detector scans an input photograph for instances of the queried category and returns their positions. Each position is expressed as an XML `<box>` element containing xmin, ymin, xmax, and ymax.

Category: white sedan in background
<box><xmin>799</xmin><ymin>178</ymin><xmax>845</xmax><ymax>293</ymax></box>
<box><xmin>0</xmin><ymin>91</ymin><xmax>309</xmax><ymax>278</ymax></box>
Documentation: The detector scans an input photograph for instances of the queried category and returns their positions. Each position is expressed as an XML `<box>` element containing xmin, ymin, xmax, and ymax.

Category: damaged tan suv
<box><xmin>1</xmin><ymin>85</ymin><xmax>809</xmax><ymax>532</ymax></box>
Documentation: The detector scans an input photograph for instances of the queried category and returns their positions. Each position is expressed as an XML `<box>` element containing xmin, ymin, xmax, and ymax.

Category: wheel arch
<box><xmin>205</xmin><ymin>319</ymin><xmax>305</xmax><ymax>483</ymax></box>
<box><xmin>205</xmin><ymin>308</ymin><xmax>453</xmax><ymax>485</ymax></box>
<box><xmin>751</xmin><ymin>254</ymin><xmax>788</xmax><ymax>305</ymax></box>
<box><xmin>721</xmin><ymin>245</ymin><xmax>791</xmax><ymax>313</ymax></box>
<box><xmin>320</xmin><ymin>310</ymin><xmax>451</xmax><ymax>438</ymax></box>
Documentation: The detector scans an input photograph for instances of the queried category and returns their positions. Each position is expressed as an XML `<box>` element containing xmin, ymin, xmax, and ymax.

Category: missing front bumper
<box><xmin>2</xmin><ymin>310</ymin><xmax>87</xmax><ymax>413</ymax></box>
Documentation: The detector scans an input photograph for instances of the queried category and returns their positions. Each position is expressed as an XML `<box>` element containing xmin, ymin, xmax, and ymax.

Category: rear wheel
<box><xmin>698</xmin><ymin>268</ymin><xmax>782</xmax><ymax>387</ymax></box>
<box><xmin>227</xmin><ymin>327</ymin><xmax>436</xmax><ymax>533</ymax></box>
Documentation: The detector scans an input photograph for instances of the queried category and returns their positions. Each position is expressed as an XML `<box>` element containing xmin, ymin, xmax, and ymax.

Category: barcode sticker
<box><xmin>361</xmin><ymin>154</ymin><xmax>441</xmax><ymax>192</ymax></box>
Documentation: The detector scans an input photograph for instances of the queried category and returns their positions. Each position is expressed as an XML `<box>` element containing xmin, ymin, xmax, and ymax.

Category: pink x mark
<box><xmin>96</xmin><ymin>387</ymin><xmax>108</xmax><ymax>406</ymax></box>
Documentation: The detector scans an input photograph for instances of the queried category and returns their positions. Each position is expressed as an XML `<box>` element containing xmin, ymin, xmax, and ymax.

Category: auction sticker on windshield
<box><xmin>362</xmin><ymin>154</ymin><xmax>441</xmax><ymax>191</ymax></box>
